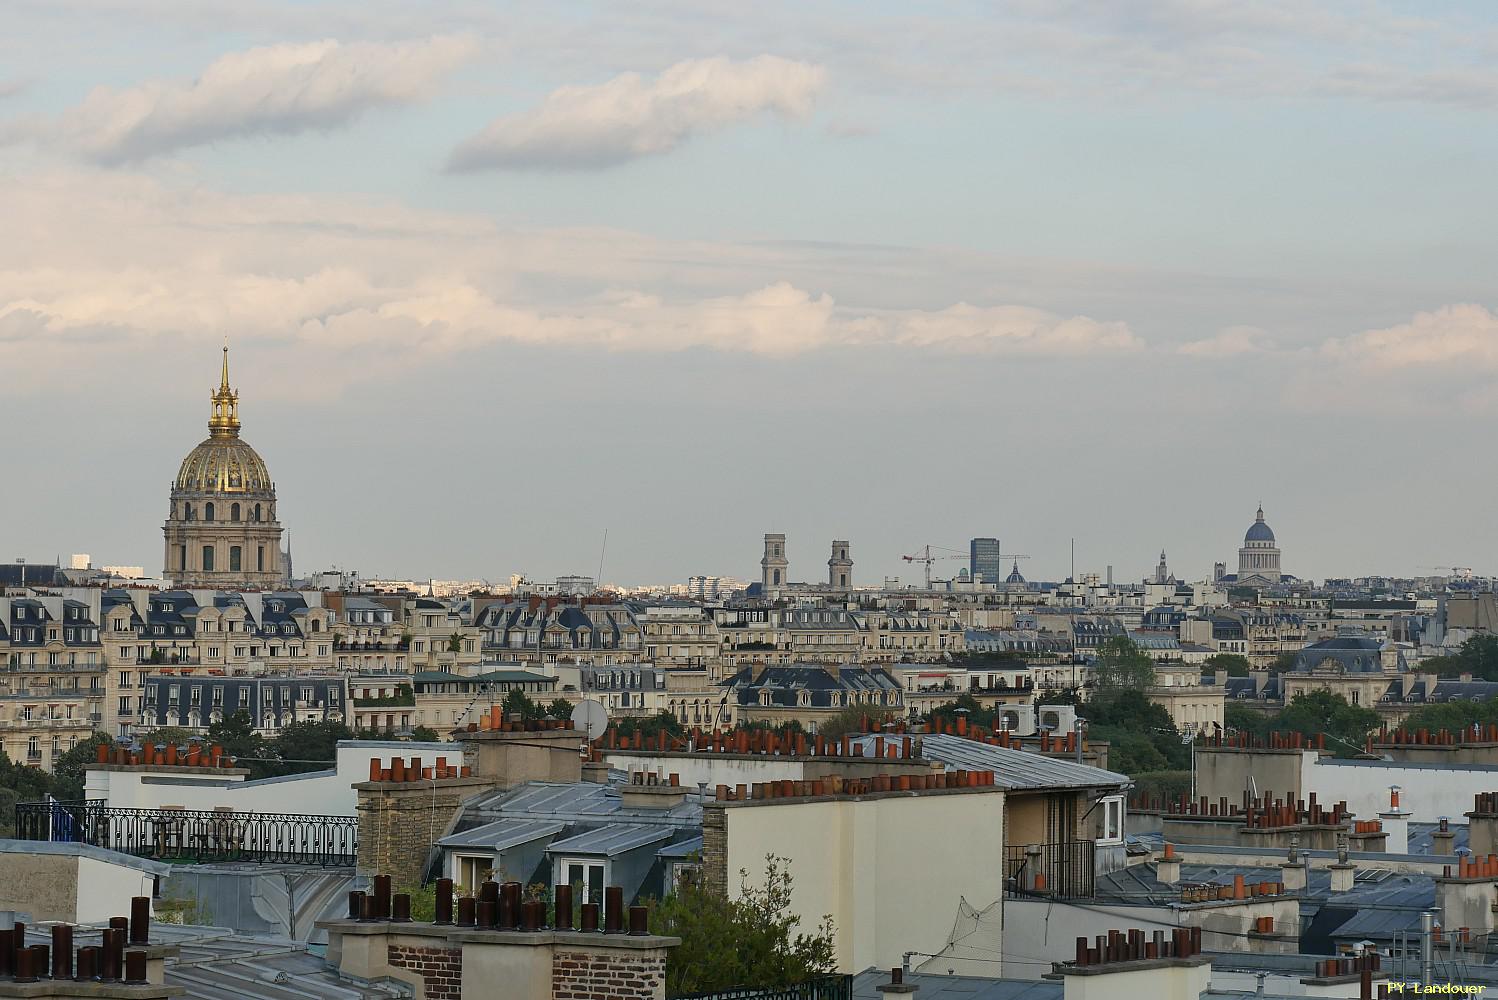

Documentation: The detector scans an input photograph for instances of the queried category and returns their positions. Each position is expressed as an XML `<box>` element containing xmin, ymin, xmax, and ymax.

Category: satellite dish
<box><xmin>571</xmin><ymin>700</ymin><xmax>609</xmax><ymax>741</ymax></box>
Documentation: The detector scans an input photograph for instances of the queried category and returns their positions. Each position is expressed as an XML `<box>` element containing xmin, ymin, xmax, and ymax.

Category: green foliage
<box><xmin>410</xmin><ymin>725</ymin><xmax>440</xmax><ymax>742</ymax></box>
<box><xmin>1224</xmin><ymin>703</ymin><xmax>1272</xmax><ymax>741</ymax></box>
<box><xmin>352</xmin><ymin>684</ymin><xmax>415</xmax><ymax>708</ymax></box>
<box><xmin>614</xmin><ymin>712</ymin><xmax>685</xmax><ymax>739</ymax></box>
<box><xmin>502</xmin><ymin>689</ymin><xmax>546</xmax><ymax>722</ymax></box>
<box><xmin>1272</xmin><ymin>690</ymin><xmax>1380</xmax><ymax>756</ymax></box>
<box><xmin>1268</xmin><ymin>653</ymin><xmax>1298</xmax><ymax>674</ymax></box>
<box><xmin>258</xmin><ymin>719</ymin><xmax>355</xmax><ymax>777</ymax></box>
<box><xmin>651</xmin><ymin>855</ymin><xmax>836</xmax><ymax>998</ymax></box>
<box><xmin>1131</xmin><ymin>770</ymin><xmax>1193</xmax><ymax>803</ymax></box>
<box><xmin>0</xmin><ymin>787</ymin><xmax>18</xmax><ymax>838</ymax></box>
<box><xmin>1204</xmin><ymin>653</ymin><xmax>1252</xmax><ymax>677</ymax></box>
<box><xmin>1080</xmin><ymin>689</ymin><xmax>1188</xmax><ymax>774</ymax></box>
<box><xmin>50</xmin><ymin>732</ymin><xmax>113</xmax><ymax>800</ymax></box>
<box><xmin>817</xmin><ymin>703</ymin><xmax>897</xmax><ymax>740</ymax></box>
<box><xmin>1396</xmin><ymin>698</ymin><xmax>1498</xmax><ymax>735</ymax></box>
<box><xmin>1091</xmin><ymin>637</ymin><xmax>1157</xmax><ymax>697</ymax></box>
<box><xmin>205</xmin><ymin>710</ymin><xmax>268</xmax><ymax>763</ymax></box>
<box><xmin>548</xmin><ymin>699</ymin><xmax>576</xmax><ymax>721</ymax></box>
<box><xmin>736</xmin><ymin>719</ymin><xmax>805</xmax><ymax>736</ymax></box>
<box><xmin>447</xmin><ymin>633</ymin><xmax>464</xmax><ymax>653</ymax></box>
<box><xmin>1425</xmin><ymin>635</ymin><xmax>1498</xmax><ymax>681</ymax></box>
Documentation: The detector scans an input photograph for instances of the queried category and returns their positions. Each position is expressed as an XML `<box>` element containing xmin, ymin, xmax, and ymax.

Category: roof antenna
<box><xmin>596</xmin><ymin>529</ymin><xmax>609</xmax><ymax>592</ymax></box>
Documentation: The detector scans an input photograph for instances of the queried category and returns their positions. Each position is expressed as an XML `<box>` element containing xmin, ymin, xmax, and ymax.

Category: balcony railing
<box><xmin>676</xmin><ymin>977</ymin><xmax>852</xmax><ymax>1000</ymax></box>
<box><xmin>1004</xmin><ymin>839</ymin><xmax>1096</xmax><ymax>899</ymax></box>
<box><xmin>13</xmin><ymin>800</ymin><xmax>359</xmax><ymax>867</ymax></box>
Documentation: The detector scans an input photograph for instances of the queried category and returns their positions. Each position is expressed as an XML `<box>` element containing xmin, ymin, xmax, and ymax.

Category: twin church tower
<box><xmin>161</xmin><ymin>348</ymin><xmax>287</xmax><ymax>588</ymax></box>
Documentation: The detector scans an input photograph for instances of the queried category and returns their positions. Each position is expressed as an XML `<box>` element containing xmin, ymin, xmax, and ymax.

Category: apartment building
<box><xmin>476</xmin><ymin>598</ymin><xmax>644</xmax><ymax>666</ymax></box>
<box><xmin>0</xmin><ymin>596</ymin><xmax>106</xmax><ymax>769</ymax></box>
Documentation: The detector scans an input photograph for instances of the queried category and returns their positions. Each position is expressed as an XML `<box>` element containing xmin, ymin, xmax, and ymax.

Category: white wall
<box><xmin>76</xmin><ymin>855</ymin><xmax>159</xmax><ymax>924</ymax></box>
<box><xmin>1308</xmin><ymin>758</ymin><xmax>1498</xmax><ymax>824</ymax></box>
<box><xmin>87</xmin><ymin>740</ymin><xmax>459</xmax><ymax>818</ymax></box>
<box><xmin>723</xmin><ymin>789</ymin><xmax>1006</xmax><ymax>974</ymax></box>
<box><xmin>602</xmin><ymin>751</ymin><xmax>809</xmax><ymax>788</ymax></box>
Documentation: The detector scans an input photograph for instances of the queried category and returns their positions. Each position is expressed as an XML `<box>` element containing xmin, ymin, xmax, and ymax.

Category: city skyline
<box><xmin>4</xmin><ymin>2</ymin><xmax>1498</xmax><ymax>582</ymax></box>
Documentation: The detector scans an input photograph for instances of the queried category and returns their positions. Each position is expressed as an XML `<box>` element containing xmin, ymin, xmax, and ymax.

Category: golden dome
<box><xmin>175</xmin><ymin>436</ymin><xmax>273</xmax><ymax>493</ymax></box>
<box><xmin>173</xmin><ymin>345</ymin><xmax>274</xmax><ymax>494</ymax></box>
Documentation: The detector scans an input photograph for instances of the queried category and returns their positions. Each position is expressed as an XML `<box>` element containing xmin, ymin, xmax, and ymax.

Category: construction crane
<box><xmin>901</xmin><ymin>544</ymin><xmax>967</xmax><ymax>589</ymax></box>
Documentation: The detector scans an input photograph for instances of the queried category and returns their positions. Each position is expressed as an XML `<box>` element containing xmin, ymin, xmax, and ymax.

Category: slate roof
<box><xmin>725</xmin><ymin>664</ymin><xmax>901</xmax><ymax>709</ymax></box>
<box><xmin>846</xmin><ymin>733</ymin><xmax>1128</xmax><ymax>791</ymax></box>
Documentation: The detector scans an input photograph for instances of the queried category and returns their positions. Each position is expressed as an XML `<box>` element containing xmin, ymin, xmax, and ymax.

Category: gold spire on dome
<box><xmin>208</xmin><ymin>343</ymin><xmax>241</xmax><ymax>438</ymax></box>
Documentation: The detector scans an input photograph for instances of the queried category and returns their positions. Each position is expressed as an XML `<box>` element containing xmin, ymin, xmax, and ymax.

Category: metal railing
<box><xmin>14</xmin><ymin>800</ymin><xmax>358</xmax><ymax>867</ymax></box>
<box><xmin>676</xmin><ymin>976</ymin><xmax>852</xmax><ymax>1000</ymax></box>
<box><xmin>1004</xmin><ymin>839</ymin><xmax>1096</xmax><ymax>899</ymax></box>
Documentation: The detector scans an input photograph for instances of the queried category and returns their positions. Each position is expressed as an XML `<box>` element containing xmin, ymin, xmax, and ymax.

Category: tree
<box><xmin>50</xmin><ymin>733</ymin><xmax>112</xmax><ymax>800</ymax></box>
<box><xmin>1275</xmin><ymin>690</ymin><xmax>1380</xmax><ymax>756</ymax></box>
<box><xmin>133</xmin><ymin>726</ymin><xmax>197</xmax><ymax>748</ymax></box>
<box><xmin>547</xmin><ymin>699</ymin><xmax>576</xmax><ymax>722</ymax></box>
<box><xmin>410</xmin><ymin>726</ymin><xmax>440</xmax><ymax>742</ymax></box>
<box><xmin>264</xmin><ymin>720</ymin><xmax>354</xmax><ymax>777</ymax></box>
<box><xmin>1267</xmin><ymin>653</ymin><xmax>1298</xmax><ymax>674</ymax></box>
<box><xmin>1079</xmin><ymin>689</ymin><xmax>1188</xmax><ymax>774</ymax></box>
<box><xmin>1426</xmin><ymin>635</ymin><xmax>1498</xmax><ymax>681</ymax></box>
<box><xmin>1091</xmin><ymin>637</ymin><xmax>1157</xmax><ymax>697</ymax></box>
<box><xmin>650</xmin><ymin>855</ymin><xmax>835</xmax><ymax>997</ymax></box>
<box><xmin>501</xmin><ymin>689</ymin><xmax>546</xmax><ymax>722</ymax></box>
<box><xmin>1204</xmin><ymin>653</ymin><xmax>1251</xmax><ymax>677</ymax></box>
<box><xmin>616</xmin><ymin>712</ymin><xmax>685</xmax><ymax>740</ymax></box>
<box><xmin>1224</xmin><ymin>702</ymin><xmax>1272</xmax><ymax>741</ymax></box>
<box><xmin>817</xmin><ymin>703</ymin><xmax>897</xmax><ymax>740</ymax></box>
<box><xmin>205</xmin><ymin>710</ymin><xmax>267</xmax><ymax>764</ymax></box>
<box><xmin>447</xmin><ymin>633</ymin><xmax>464</xmax><ymax>654</ymax></box>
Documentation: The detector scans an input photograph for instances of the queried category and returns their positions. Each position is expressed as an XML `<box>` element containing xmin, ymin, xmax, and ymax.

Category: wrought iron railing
<box><xmin>675</xmin><ymin>976</ymin><xmax>852</xmax><ymax>1000</ymax></box>
<box><xmin>14</xmin><ymin>800</ymin><xmax>358</xmax><ymax>867</ymax></box>
<box><xmin>1004</xmin><ymin>839</ymin><xmax>1096</xmax><ymax>898</ymax></box>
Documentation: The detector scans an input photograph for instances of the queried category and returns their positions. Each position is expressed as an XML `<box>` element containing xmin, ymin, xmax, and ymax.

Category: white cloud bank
<box><xmin>448</xmin><ymin>55</ymin><xmax>825</xmax><ymax>170</ymax></box>
<box><xmin>0</xmin><ymin>172</ymin><xmax>1137</xmax><ymax>383</ymax></box>
<box><xmin>4</xmin><ymin>36</ymin><xmax>476</xmax><ymax>163</ymax></box>
<box><xmin>1322</xmin><ymin>304</ymin><xmax>1498</xmax><ymax>370</ymax></box>
<box><xmin>1178</xmin><ymin>326</ymin><xmax>1276</xmax><ymax>358</ymax></box>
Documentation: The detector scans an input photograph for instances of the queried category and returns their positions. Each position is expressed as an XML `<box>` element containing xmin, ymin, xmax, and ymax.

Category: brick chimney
<box><xmin>321</xmin><ymin>876</ymin><xmax>679</xmax><ymax>1000</ymax></box>
<box><xmin>750</xmin><ymin>660</ymin><xmax>768</xmax><ymax>684</ymax></box>
<box><xmin>1059</xmin><ymin>927</ymin><xmax>1211</xmax><ymax>1000</ymax></box>
<box><xmin>620</xmin><ymin>771</ymin><xmax>689</xmax><ymax>810</ymax></box>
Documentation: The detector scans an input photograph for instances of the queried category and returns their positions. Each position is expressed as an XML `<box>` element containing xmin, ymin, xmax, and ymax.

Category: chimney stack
<box><xmin>1329</xmin><ymin>836</ymin><xmax>1356</xmax><ymax>892</ymax></box>
<box><xmin>1157</xmin><ymin>843</ymin><xmax>1181</xmax><ymax>884</ymax></box>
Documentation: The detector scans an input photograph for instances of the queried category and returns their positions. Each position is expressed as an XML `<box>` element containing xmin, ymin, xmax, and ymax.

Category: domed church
<box><xmin>162</xmin><ymin>348</ymin><xmax>286</xmax><ymax>588</ymax></box>
<box><xmin>1213</xmin><ymin>505</ymin><xmax>1285</xmax><ymax>588</ymax></box>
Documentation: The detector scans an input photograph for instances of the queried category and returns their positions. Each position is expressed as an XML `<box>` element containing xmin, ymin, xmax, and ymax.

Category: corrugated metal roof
<box><xmin>848</xmin><ymin>733</ymin><xmax>1128</xmax><ymax>790</ymax></box>
<box><xmin>547</xmin><ymin>823</ymin><xmax>671</xmax><ymax>857</ymax></box>
<box><xmin>436</xmin><ymin>818</ymin><xmax>564</xmax><ymax>851</ymax></box>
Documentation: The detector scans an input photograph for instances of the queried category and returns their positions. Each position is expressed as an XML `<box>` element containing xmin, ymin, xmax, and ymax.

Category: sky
<box><xmin>3</xmin><ymin>1</ymin><xmax>1498</xmax><ymax>587</ymax></box>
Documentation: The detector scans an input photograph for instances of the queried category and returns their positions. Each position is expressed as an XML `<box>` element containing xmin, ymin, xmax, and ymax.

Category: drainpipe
<box><xmin>1421</xmin><ymin>911</ymin><xmax>1435</xmax><ymax>987</ymax></box>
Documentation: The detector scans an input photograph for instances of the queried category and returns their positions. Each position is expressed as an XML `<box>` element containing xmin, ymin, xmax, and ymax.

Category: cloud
<box><xmin>0</xmin><ymin>170</ymin><xmax>1142</xmax><ymax>378</ymax></box>
<box><xmin>1179</xmin><ymin>325</ymin><xmax>1276</xmax><ymax>357</ymax></box>
<box><xmin>1322</xmin><ymin>304</ymin><xmax>1498</xmax><ymax>370</ymax></box>
<box><xmin>0</xmin><ymin>79</ymin><xmax>28</xmax><ymax>101</ymax></box>
<box><xmin>4</xmin><ymin>36</ymin><xmax>476</xmax><ymax>163</ymax></box>
<box><xmin>448</xmin><ymin>55</ymin><xmax>824</xmax><ymax>171</ymax></box>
